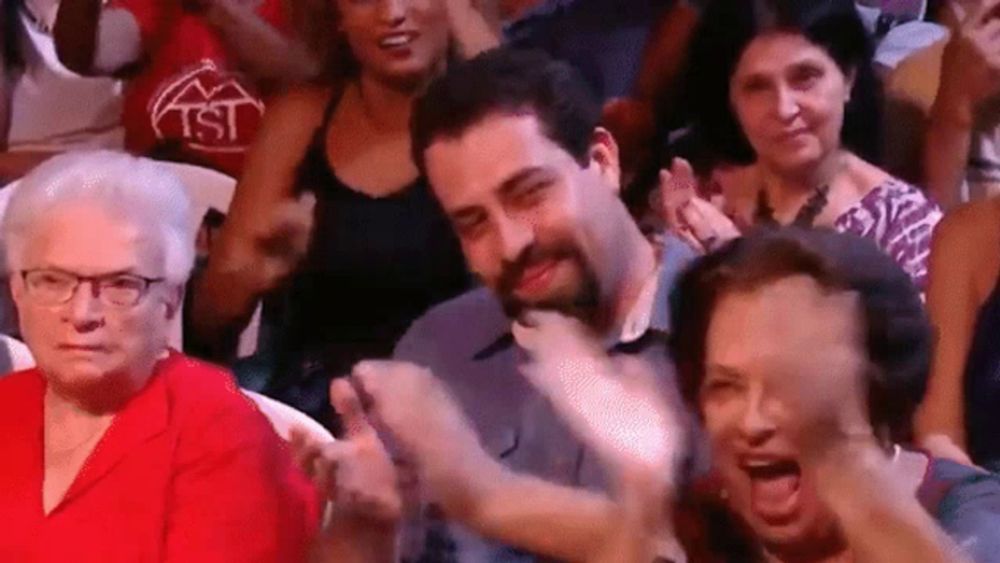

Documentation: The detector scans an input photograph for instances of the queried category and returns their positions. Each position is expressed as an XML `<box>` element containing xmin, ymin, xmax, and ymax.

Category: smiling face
<box><xmin>424</xmin><ymin>112</ymin><xmax>627</xmax><ymax>321</ymax></box>
<box><xmin>700</xmin><ymin>276</ymin><xmax>867</xmax><ymax>556</ymax></box>
<box><xmin>729</xmin><ymin>32</ymin><xmax>853</xmax><ymax>176</ymax></box>
<box><xmin>336</xmin><ymin>0</ymin><xmax>450</xmax><ymax>88</ymax></box>
<box><xmin>11</xmin><ymin>203</ymin><xmax>181</xmax><ymax>400</ymax></box>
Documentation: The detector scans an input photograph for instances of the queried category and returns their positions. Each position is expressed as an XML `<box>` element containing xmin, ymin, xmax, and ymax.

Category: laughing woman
<box><xmin>190</xmin><ymin>0</ymin><xmax>495</xmax><ymax>426</ymax></box>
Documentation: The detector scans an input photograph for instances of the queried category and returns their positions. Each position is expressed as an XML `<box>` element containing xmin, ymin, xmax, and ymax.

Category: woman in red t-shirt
<box><xmin>51</xmin><ymin>0</ymin><xmax>317</xmax><ymax>178</ymax></box>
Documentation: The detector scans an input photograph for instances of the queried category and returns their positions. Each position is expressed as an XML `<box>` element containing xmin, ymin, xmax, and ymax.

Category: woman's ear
<box><xmin>845</xmin><ymin>67</ymin><xmax>857</xmax><ymax>104</ymax></box>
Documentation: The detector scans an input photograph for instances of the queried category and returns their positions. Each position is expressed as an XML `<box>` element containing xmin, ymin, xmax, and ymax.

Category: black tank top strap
<box><xmin>294</xmin><ymin>83</ymin><xmax>348</xmax><ymax>196</ymax></box>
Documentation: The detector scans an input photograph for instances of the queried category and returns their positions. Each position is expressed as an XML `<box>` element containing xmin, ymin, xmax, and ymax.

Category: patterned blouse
<box><xmin>834</xmin><ymin>177</ymin><xmax>942</xmax><ymax>292</ymax></box>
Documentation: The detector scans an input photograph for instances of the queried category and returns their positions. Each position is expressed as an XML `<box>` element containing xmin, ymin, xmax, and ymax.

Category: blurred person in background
<box><xmin>52</xmin><ymin>0</ymin><xmax>318</xmax><ymax>177</ymax></box>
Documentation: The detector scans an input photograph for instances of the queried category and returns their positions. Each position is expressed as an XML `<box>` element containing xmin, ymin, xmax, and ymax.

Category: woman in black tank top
<box><xmin>188</xmin><ymin>0</ymin><xmax>497</xmax><ymax>428</ymax></box>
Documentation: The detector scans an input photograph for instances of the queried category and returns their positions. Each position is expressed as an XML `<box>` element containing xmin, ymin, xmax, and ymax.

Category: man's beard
<box><xmin>494</xmin><ymin>241</ymin><xmax>601</xmax><ymax>324</ymax></box>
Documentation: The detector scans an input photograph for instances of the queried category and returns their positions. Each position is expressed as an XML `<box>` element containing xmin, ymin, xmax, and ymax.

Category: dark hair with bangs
<box><xmin>681</xmin><ymin>0</ymin><xmax>881</xmax><ymax>165</ymax></box>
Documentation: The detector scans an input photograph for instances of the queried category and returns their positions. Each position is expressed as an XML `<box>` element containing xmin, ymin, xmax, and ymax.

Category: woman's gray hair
<box><xmin>2</xmin><ymin>151</ymin><xmax>196</xmax><ymax>284</ymax></box>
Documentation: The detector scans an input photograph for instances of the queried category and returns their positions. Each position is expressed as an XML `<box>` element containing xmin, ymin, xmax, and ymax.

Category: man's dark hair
<box><xmin>411</xmin><ymin>47</ymin><xmax>602</xmax><ymax>175</ymax></box>
<box><xmin>669</xmin><ymin>227</ymin><xmax>930</xmax><ymax>443</ymax></box>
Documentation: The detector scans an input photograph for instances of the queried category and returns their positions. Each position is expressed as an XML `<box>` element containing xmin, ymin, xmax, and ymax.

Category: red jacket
<box><xmin>0</xmin><ymin>352</ymin><xmax>320</xmax><ymax>562</ymax></box>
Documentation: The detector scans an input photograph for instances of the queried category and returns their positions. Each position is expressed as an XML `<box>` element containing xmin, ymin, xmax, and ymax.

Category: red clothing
<box><xmin>0</xmin><ymin>352</ymin><xmax>320</xmax><ymax>562</ymax></box>
<box><xmin>109</xmin><ymin>0</ymin><xmax>286</xmax><ymax>177</ymax></box>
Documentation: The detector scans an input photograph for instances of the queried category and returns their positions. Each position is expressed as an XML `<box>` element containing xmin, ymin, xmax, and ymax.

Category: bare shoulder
<box><xmin>257</xmin><ymin>84</ymin><xmax>339</xmax><ymax>136</ymax></box>
<box><xmin>239</xmin><ymin>83</ymin><xmax>341</xmax><ymax>175</ymax></box>
<box><xmin>931</xmin><ymin>199</ymin><xmax>1000</xmax><ymax>299</ymax></box>
<box><xmin>934</xmin><ymin>199</ymin><xmax>1000</xmax><ymax>249</ymax></box>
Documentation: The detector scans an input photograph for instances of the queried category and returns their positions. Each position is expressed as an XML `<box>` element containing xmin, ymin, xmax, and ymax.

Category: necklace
<box><xmin>754</xmin><ymin>183</ymin><xmax>831</xmax><ymax>228</ymax></box>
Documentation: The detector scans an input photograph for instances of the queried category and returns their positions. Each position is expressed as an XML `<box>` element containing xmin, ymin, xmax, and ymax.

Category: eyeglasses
<box><xmin>20</xmin><ymin>269</ymin><xmax>165</xmax><ymax>308</ymax></box>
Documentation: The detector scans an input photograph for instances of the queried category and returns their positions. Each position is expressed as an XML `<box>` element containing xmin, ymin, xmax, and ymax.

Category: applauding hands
<box><xmin>657</xmin><ymin>158</ymin><xmax>741</xmax><ymax>254</ymax></box>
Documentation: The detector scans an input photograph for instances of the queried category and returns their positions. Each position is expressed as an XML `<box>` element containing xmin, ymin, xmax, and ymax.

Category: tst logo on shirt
<box><xmin>148</xmin><ymin>59</ymin><xmax>264</xmax><ymax>154</ymax></box>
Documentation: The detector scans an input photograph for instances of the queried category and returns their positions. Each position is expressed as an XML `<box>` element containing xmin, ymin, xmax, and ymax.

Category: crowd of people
<box><xmin>3</xmin><ymin>0</ymin><xmax>1000</xmax><ymax>561</ymax></box>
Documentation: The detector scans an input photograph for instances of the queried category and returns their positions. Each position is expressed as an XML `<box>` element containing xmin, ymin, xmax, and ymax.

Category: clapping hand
<box><xmin>289</xmin><ymin>379</ymin><xmax>402</xmax><ymax>526</ymax></box>
<box><xmin>658</xmin><ymin>158</ymin><xmax>741</xmax><ymax>254</ymax></box>
<box><xmin>513</xmin><ymin>311</ymin><xmax>684</xmax><ymax>489</ymax></box>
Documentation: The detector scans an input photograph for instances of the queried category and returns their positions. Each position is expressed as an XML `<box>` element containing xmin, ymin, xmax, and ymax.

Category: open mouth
<box><xmin>742</xmin><ymin>459</ymin><xmax>802</xmax><ymax>524</ymax></box>
<box><xmin>378</xmin><ymin>32</ymin><xmax>417</xmax><ymax>50</ymax></box>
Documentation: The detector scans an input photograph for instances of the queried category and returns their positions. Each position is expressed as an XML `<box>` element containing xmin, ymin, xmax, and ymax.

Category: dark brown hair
<box><xmin>410</xmin><ymin>48</ymin><xmax>601</xmax><ymax>176</ymax></box>
<box><xmin>669</xmin><ymin>228</ymin><xmax>930</xmax><ymax>443</ymax></box>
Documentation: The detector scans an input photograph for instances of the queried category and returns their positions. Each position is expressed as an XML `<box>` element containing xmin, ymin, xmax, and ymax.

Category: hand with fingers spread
<box><xmin>658</xmin><ymin>157</ymin><xmax>741</xmax><ymax>254</ymax></box>
<box><xmin>939</xmin><ymin>0</ymin><xmax>1000</xmax><ymax>122</ymax></box>
<box><xmin>350</xmin><ymin>360</ymin><xmax>496</xmax><ymax>517</ymax></box>
<box><xmin>513</xmin><ymin>311</ymin><xmax>684</xmax><ymax>490</ymax></box>
<box><xmin>289</xmin><ymin>379</ymin><xmax>401</xmax><ymax>527</ymax></box>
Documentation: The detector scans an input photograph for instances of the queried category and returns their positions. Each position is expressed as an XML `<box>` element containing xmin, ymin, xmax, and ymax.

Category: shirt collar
<box><xmin>475</xmin><ymin>262</ymin><xmax>672</xmax><ymax>360</ymax></box>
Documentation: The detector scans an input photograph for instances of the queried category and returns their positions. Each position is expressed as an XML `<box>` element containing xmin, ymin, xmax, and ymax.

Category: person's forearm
<box><xmin>446</xmin><ymin>0</ymin><xmax>502</xmax><ymax>60</ymax></box>
<box><xmin>925</xmin><ymin>89</ymin><xmax>975</xmax><ymax>208</ymax></box>
<box><xmin>204</xmin><ymin>0</ymin><xmax>321</xmax><ymax>87</ymax></box>
<box><xmin>589</xmin><ymin>472</ymin><xmax>674</xmax><ymax>563</ymax></box>
<box><xmin>186</xmin><ymin>249</ymin><xmax>266</xmax><ymax>360</ymax></box>
<box><xmin>53</xmin><ymin>0</ymin><xmax>103</xmax><ymax>75</ymax></box>
<box><xmin>821</xmin><ymin>447</ymin><xmax>970</xmax><ymax>563</ymax></box>
<box><xmin>450</xmin><ymin>462</ymin><xmax>622</xmax><ymax>561</ymax></box>
<box><xmin>312</xmin><ymin>516</ymin><xmax>399</xmax><ymax>563</ymax></box>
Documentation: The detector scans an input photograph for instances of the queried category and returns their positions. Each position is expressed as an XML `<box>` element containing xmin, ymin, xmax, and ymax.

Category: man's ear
<box><xmin>588</xmin><ymin>127</ymin><xmax>622</xmax><ymax>194</ymax></box>
<box><xmin>9</xmin><ymin>272</ymin><xmax>24</xmax><ymax>309</ymax></box>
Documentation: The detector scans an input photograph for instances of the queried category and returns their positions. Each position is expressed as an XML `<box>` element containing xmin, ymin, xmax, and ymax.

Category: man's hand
<box><xmin>351</xmin><ymin>360</ymin><xmax>498</xmax><ymax>518</ymax></box>
<box><xmin>289</xmin><ymin>379</ymin><xmax>401</xmax><ymax>526</ymax></box>
<box><xmin>513</xmin><ymin>312</ymin><xmax>683</xmax><ymax>490</ymax></box>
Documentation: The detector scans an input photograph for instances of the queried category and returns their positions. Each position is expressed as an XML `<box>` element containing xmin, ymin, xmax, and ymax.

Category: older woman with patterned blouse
<box><xmin>658</xmin><ymin>0</ymin><xmax>941</xmax><ymax>292</ymax></box>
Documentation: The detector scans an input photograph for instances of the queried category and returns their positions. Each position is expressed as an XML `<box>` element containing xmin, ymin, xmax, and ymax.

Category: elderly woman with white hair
<box><xmin>0</xmin><ymin>151</ymin><xmax>321</xmax><ymax>561</ymax></box>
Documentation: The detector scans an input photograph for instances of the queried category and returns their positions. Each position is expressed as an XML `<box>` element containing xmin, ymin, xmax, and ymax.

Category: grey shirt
<box><xmin>393</xmin><ymin>236</ymin><xmax>700</xmax><ymax>562</ymax></box>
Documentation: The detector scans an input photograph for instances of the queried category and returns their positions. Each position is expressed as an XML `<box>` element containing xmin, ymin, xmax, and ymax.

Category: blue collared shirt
<box><xmin>393</xmin><ymin>236</ymin><xmax>701</xmax><ymax>562</ymax></box>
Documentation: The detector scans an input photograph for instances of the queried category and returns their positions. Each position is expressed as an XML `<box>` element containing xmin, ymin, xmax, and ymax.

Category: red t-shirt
<box><xmin>109</xmin><ymin>0</ymin><xmax>287</xmax><ymax>178</ymax></box>
<box><xmin>0</xmin><ymin>351</ymin><xmax>320</xmax><ymax>562</ymax></box>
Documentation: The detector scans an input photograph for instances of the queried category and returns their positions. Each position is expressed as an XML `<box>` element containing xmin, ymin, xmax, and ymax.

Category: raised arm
<box><xmin>193</xmin><ymin>0</ymin><xmax>322</xmax><ymax>88</ymax></box>
<box><xmin>53</xmin><ymin>0</ymin><xmax>143</xmax><ymax>76</ymax></box>
<box><xmin>188</xmin><ymin>86</ymin><xmax>327</xmax><ymax>358</ymax></box>
<box><xmin>915</xmin><ymin>202</ymin><xmax>995</xmax><ymax>462</ymax></box>
<box><xmin>923</xmin><ymin>0</ymin><xmax>1000</xmax><ymax>207</ymax></box>
<box><xmin>350</xmin><ymin>360</ymin><xmax>636</xmax><ymax>562</ymax></box>
<box><xmin>816</xmin><ymin>443</ymin><xmax>972</xmax><ymax>563</ymax></box>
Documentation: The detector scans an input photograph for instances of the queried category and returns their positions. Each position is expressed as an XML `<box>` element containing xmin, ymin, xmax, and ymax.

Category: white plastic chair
<box><xmin>243</xmin><ymin>389</ymin><xmax>335</xmax><ymax>445</ymax></box>
<box><xmin>0</xmin><ymin>334</ymin><xmax>35</xmax><ymax>373</ymax></box>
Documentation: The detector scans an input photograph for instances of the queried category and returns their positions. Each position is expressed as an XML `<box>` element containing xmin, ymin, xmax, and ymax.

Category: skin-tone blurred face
<box><xmin>424</xmin><ymin>112</ymin><xmax>626</xmax><ymax>321</ymax></box>
<box><xmin>701</xmin><ymin>276</ymin><xmax>867</xmax><ymax>558</ymax></box>
<box><xmin>10</xmin><ymin>203</ymin><xmax>181</xmax><ymax>404</ymax></box>
<box><xmin>729</xmin><ymin>33</ymin><xmax>854</xmax><ymax>178</ymax></box>
<box><xmin>336</xmin><ymin>0</ymin><xmax>450</xmax><ymax>89</ymax></box>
